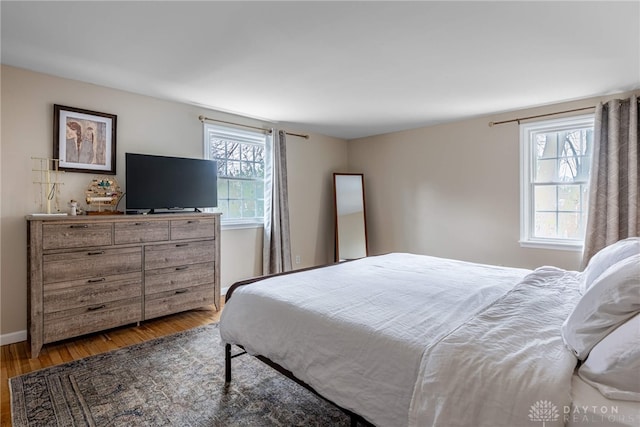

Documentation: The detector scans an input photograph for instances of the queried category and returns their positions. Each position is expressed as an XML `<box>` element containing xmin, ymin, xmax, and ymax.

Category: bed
<box><xmin>220</xmin><ymin>243</ymin><xmax>639</xmax><ymax>426</ymax></box>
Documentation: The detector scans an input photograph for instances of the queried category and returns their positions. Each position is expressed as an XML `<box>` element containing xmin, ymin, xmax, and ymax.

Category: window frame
<box><xmin>519</xmin><ymin>114</ymin><xmax>595</xmax><ymax>251</ymax></box>
<box><xmin>203</xmin><ymin>123</ymin><xmax>267</xmax><ymax>228</ymax></box>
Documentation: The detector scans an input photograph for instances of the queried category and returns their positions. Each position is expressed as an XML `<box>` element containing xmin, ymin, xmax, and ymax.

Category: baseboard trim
<box><xmin>1</xmin><ymin>330</ymin><xmax>27</xmax><ymax>346</ymax></box>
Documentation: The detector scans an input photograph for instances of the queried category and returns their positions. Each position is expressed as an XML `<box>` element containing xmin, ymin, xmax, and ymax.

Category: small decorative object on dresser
<box><xmin>31</xmin><ymin>157</ymin><xmax>66</xmax><ymax>215</ymax></box>
<box><xmin>85</xmin><ymin>176</ymin><xmax>122</xmax><ymax>214</ymax></box>
<box><xmin>26</xmin><ymin>212</ymin><xmax>221</xmax><ymax>358</ymax></box>
<box><xmin>68</xmin><ymin>200</ymin><xmax>78</xmax><ymax>215</ymax></box>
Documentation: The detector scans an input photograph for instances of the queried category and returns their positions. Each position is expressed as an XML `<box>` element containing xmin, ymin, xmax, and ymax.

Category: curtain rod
<box><xmin>488</xmin><ymin>106</ymin><xmax>596</xmax><ymax>127</ymax></box>
<box><xmin>198</xmin><ymin>115</ymin><xmax>309</xmax><ymax>139</ymax></box>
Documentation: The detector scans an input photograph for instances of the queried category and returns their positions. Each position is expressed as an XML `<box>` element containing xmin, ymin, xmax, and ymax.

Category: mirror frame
<box><xmin>333</xmin><ymin>173</ymin><xmax>369</xmax><ymax>262</ymax></box>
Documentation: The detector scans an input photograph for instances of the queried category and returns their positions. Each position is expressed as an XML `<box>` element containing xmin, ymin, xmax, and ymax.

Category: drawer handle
<box><xmin>175</xmin><ymin>289</ymin><xmax>188</xmax><ymax>294</ymax></box>
<box><xmin>175</xmin><ymin>266</ymin><xmax>189</xmax><ymax>271</ymax></box>
<box><xmin>134</xmin><ymin>222</ymin><xmax>148</xmax><ymax>226</ymax></box>
<box><xmin>87</xmin><ymin>278</ymin><xmax>106</xmax><ymax>283</ymax></box>
<box><xmin>175</xmin><ymin>243</ymin><xmax>189</xmax><ymax>247</ymax></box>
<box><xmin>187</xmin><ymin>220</ymin><xmax>199</xmax><ymax>224</ymax></box>
<box><xmin>87</xmin><ymin>304</ymin><xmax>106</xmax><ymax>311</ymax></box>
<box><xmin>70</xmin><ymin>225</ymin><xmax>89</xmax><ymax>229</ymax></box>
<box><xmin>87</xmin><ymin>251</ymin><xmax>105</xmax><ymax>256</ymax></box>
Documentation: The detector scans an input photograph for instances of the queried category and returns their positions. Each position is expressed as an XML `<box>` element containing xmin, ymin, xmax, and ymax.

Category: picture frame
<box><xmin>53</xmin><ymin>104</ymin><xmax>117</xmax><ymax>174</ymax></box>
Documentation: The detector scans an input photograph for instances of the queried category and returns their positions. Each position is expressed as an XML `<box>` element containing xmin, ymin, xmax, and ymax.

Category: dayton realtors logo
<box><xmin>529</xmin><ymin>400</ymin><xmax>630</xmax><ymax>425</ymax></box>
<box><xmin>529</xmin><ymin>400</ymin><xmax>560</xmax><ymax>427</ymax></box>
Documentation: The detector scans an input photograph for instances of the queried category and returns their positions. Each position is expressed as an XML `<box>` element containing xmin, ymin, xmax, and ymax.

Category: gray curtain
<box><xmin>582</xmin><ymin>95</ymin><xmax>639</xmax><ymax>267</ymax></box>
<box><xmin>263</xmin><ymin>129</ymin><xmax>292</xmax><ymax>274</ymax></box>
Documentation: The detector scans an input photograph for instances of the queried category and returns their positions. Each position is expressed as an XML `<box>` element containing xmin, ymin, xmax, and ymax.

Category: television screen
<box><xmin>125</xmin><ymin>153</ymin><xmax>217</xmax><ymax>212</ymax></box>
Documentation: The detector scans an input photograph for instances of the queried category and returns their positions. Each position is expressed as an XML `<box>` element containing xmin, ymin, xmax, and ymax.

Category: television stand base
<box><xmin>148</xmin><ymin>208</ymin><xmax>202</xmax><ymax>214</ymax></box>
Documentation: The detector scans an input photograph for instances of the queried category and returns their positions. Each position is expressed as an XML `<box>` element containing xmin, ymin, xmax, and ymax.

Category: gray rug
<box><xmin>10</xmin><ymin>323</ymin><xmax>350</xmax><ymax>426</ymax></box>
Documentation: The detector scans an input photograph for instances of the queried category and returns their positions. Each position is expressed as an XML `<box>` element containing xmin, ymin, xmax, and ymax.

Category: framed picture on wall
<box><xmin>53</xmin><ymin>104</ymin><xmax>117</xmax><ymax>174</ymax></box>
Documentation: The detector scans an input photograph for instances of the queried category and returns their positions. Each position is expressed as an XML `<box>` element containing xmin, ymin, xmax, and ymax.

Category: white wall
<box><xmin>0</xmin><ymin>65</ymin><xmax>348</xmax><ymax>338</ymax></box>
<box><xmin>348</xmin><ymin>90</ymin><xmax>640</xmax><ymax>271</ymax></box>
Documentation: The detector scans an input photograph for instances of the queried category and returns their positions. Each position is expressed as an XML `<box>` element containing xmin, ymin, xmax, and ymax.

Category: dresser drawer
<box><xmin>114</xmin><ymin>220</ymin><xmax>169</xmax><ymax>244</ymax></box>
<box><xmin>171</xmin><ymin>218</ymin><xmax>217</xmax><ymax>240</ymax></box>
<box><xmin>44</xmin><ymin>298</ymin><xmax>142</xmax><ymax>343</ymax></box>
<box><xmin>43</xmin><ymin>272</ymin><xmax>142</xmax><ymax>313</ymax></box>
<box><xmin>144</xmin><ymin>239</ymin><xmax>215</xmax><ymax>270</ymax></box>
<box><xmin>43</xmin><ymin>222</ymin><xmax>113</xmax><ymax>250</ymax></box>
<box><xmin>145</xmin><ymin>262</ymin><xmax>215</xmax><ymax>295</ymax></box>
<box><xmin>144</xmin><ymin>284</ymin><xmax>214</xmax><ymax>320</ymax></box>
<box><xmin>43</xmin><ymin>247</ymin><xmax>142</xmax><ymax>284</ymax></box>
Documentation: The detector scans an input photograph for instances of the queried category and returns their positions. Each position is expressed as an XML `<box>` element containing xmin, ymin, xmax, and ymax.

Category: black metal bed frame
<box><xmin>223</xmin><ymin>265</ymin><xmax>374</xmax><ymax>427</ymax></box>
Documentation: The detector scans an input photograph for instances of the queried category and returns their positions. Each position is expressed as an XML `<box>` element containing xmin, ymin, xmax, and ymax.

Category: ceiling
<box><xmin>2</xmin><ymin>1</ymin><xmax>639</xmax><ymax>140</ymax></box>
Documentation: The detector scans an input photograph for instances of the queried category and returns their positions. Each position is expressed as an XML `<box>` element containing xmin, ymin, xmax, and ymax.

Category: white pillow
<box><xmin>581</xmin><ymin>237</ymin><xmax>640</xmax><ymax>293</ymax></box>
<box><xmin>578</xmin><ymin>313</ymin><xmax>640</xmax><ymax>401</ymax></box>
<box><xmin>562</xmin><ymin>254</ymin><xmax>640</xmax><ymax>360</ymax></box>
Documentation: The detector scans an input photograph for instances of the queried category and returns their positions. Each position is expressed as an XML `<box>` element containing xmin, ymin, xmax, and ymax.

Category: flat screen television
<box><xmin>125</xmin><ymin>153</ymin><xmax>217</xmax><ymax>212</ymax></box>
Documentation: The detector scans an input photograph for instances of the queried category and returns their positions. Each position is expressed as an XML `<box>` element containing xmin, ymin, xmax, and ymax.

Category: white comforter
<box><xmin>409</xmin><ymin>265</ymin><xmax>582</xmax><ymax>426</ymax></box>
<box><xmin>219</xmin><ymin>253</ymin><xmax>580</xmax><ymax>427</ymax></box>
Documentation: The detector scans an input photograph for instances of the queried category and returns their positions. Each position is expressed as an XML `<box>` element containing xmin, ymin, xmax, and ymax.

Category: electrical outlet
<box><xmin>295</xmin><ymin>255</ymin><xmax>301</xmax><ymax>265</ymax></box>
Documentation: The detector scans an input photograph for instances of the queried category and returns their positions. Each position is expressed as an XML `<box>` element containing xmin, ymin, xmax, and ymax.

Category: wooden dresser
<box><xmin>26</xmin><ymin>213</ymin><xmax>221</xmax><ymax>357</ymax></box>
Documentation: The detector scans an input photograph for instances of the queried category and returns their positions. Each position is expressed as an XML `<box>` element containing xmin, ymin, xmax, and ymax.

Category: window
<box><xmin>204</xmin><ymin>123</ymin><xmax>266</xmax><ymax>226</ymax></box>
<box><xmin>520</xmin><ymin>115</ymin><xmax>594</xmax><ymax>250</ymax></box>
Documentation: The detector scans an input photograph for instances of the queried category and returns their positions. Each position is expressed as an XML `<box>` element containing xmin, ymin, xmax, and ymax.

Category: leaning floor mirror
<box><xmin>333</xmin><ymin>173</ymin><xmax>369</xmax><ymax>262</ymax></box>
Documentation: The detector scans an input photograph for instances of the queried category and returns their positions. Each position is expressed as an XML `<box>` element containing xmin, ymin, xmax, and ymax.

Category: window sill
<box><xmin>519</xmin><ymin>239</ymin><xmax>583</xmax><ymax>252</ymax></box>
<box><xmin>221</xmin><ymin>222</ymin><xmax>264</xmax><ymax>231</ymax></box>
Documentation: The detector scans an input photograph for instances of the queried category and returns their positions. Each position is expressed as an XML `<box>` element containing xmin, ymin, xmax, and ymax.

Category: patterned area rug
<box><xmin>10</xmin><ymin>323</ymin><xmax>350</xmax><ymax>426</ymax></box>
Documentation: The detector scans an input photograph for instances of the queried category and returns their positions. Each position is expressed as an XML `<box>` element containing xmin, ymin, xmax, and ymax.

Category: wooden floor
<box><xmin>0</xmin><ymin>305</ymin><xmax>223</xmax><ymax>427</ymax></box>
